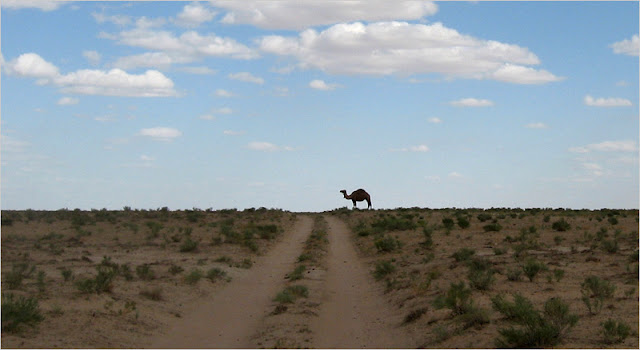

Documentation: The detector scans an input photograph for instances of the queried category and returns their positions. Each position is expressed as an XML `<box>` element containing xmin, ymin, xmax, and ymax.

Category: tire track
<box><xmin>310</xmin><ymin>215</ymin><xmax>416</xmax><ymax>348</ymax></box>
<box><xmin>150</xmin><ymin>215</ymin><xmax>314</xmax><ymax>348</ymax></box>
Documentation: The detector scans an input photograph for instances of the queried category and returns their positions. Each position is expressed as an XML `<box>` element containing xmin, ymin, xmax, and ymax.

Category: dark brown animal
<box><xmin>340</xmin><ymin>189</ymin><xmax>372</xmax><ymax>209</ymax></box>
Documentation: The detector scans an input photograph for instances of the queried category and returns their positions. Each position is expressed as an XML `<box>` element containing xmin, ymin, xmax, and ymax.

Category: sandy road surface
<box><xmin>150</xmin><ymin>215</ymin><xmax>314</xmax><ymax>348</ymax></box>
<box><xmin>310</xmin><ymin>216</ymin><xmax>416</xmax><ymax>348</ymax></box>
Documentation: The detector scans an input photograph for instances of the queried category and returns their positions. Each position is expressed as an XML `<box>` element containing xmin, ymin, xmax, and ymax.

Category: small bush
<box><xmin>180</xmin><ymin>237</ymin><xmax>198</xmax><ymax>252</ymax></box>
<box><xmin>169</xmin><ymin>264</ymin><xmax>184</xmax><ymax>275</ymax></box>
<box><xmin>607</xmin><ymin>216</ymin><xmax>619</xmax><ymax>225</ymax></box>
<box><xmin>140</xmin><ymin>287</ymin><xmax>163</xmax><ymax>301</ymax></box>
<box><xmin>452</xmin><ymin>248</ymin><xmax>475</xmax><ymax>262</ymax></box>
<box><xmin>601</xmin><ymin>239</ymin><xmax>618</xmax><ymax>254</ymax></box>
<box><xmin>601</xmin><ymin>319</ymin><xmax>630</xmax><ymax>344</ymax></box>
<box><xmin>403</xmin><ymin>307</ymin><xmax>428</xmax><ymax>324</ymax></box>
<box><xmin>493</xmin><ymin>295</ymin><xmax>578</xmax><ymax>348</ymax></box>
<box><xmin>457</xmin><ymin>216</ymin><xmax>470</xmax><ymax>229</ymax></box>
<box><xmin>374</xmin><ymin>235</ymin><xmax>400</xmax><ymax>253</ymax></box>
<box><xmin>522</xmin><ymin>258</ymin><xmax>547</xmax><ymax>282</ymax></box>
<box><xmin>206</xmin><ymin>267</ymin><xmax>228</xmax><ymax>282</ymax></box>
<box><xmin>581</xmin><ymin>276</ymin><xmax>615</xmax><ymax>315</ymax></box>
<box><xmin>507</xmin><ymin>267</ymin><xmax>522</xmax><ymax>282</ymax></box>
<box><xmin>432</xmin><ymin>281</ymin><xmax>474</xmax><ymax>316</ymax></box>
<box><xmin>467</xmin><ymin>258</ymin><xmax>495</xmax><ymax>290</ymax></box>
<box><xmin>184</xmin><ymin>269</ymin><xmax>204</xmax><ymax>285</ymax></box>
<box><xmin>61</xmin><ymin>268</ymin><xmax>74</xmax><ymax>282</ymax></box>
<box><xmin>274</xmin><ymin>285</ymin><xmax>309</xmax><ymax>304</ymax></box>
<box><xmin>136</xmin><ymin>264</ymin><xmax>155</xmax><ymax>280</ymax></box>
<box><xmin>421</xmin><ymin>226</ymin><xmax>434</xmax><ymax>249</ymax></box>
<box><xmin>552</xmin><ymin>219</ymin><xmax>571</xmax><ymax>232</ymax></box>
<box><xmin>373</xmin><ymin>260</ymin><xmax>396</xmax><ymax>280</ymax></box>
<box><xmin>483</xmin><ymin>223</ymin><xmax>502</xmax><ymax>232</ymax></box>
<box><xmin>442</xmin><ymin>218</ymin><xmax>455</xmax><ymax>230</ymax></box>
<box><xmin>5</xmin><ymin>263</ymin><xmax>36</xmax><ymax>289</ymax></box>
<box><xmin>1</xmin><ymin>293</ymin><xmax>44</xmax><ymax>333</ymax></box>
<box><xmin>477</xmin><ymin>213</ymin><xmax>492</xmax><ymax>222</ymax></box>
<box><xmin>288</xmin><ymin>265</ymin><xmax>306</xmax><ymax>281</ymax></box>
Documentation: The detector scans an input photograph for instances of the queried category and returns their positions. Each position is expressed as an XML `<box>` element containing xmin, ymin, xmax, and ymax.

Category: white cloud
<box><xmin>610</xmin><ymin>34</ymin><xmax>639</xmax><ymax>56</ymax></box>
<box><xmin>5</xmin><ymin>53</ymin><xmax>178</xmax><ymax>97</ymax></box>
<box><xmin>140</xmin><ymin>155</ymin><xmax>155</xmax><ymax>162</ymax></box>
<box><xmin>392</xmin><ymin>144</ymin><xmax>430</xmax><ymax>152</ymax></box>
<box><xmin>223</xmin><ymin>130</ymin><xmax>244</xmax><ymax>136</ymax></box>
<box><xmin>213</xmin><ymin>107</ymin><xmax>233</xmax><ymax>115</ymax></box>
<box><xmin>525</xmin><ymin>122</ymin><xmax>548</xmax><ymax>129</ymax></box>
<box><xmin>584</xmin><ymin>95</ymin><xmax>632</xmax><ymax>107</ymax></box>
<box><xmin>428</xmin><ymin>117</ymin><xmax>442</xmax><ymax>124</ymax></box>
<box><xmin>582</xmin><ymin>163</ymin><xmax>604</xmax><ymax>177</ymax></box>
<box><xmin>174</xmin><ymin>2</ymin><xmax>216</xmax><ymax>27</ymax></box>
<box><xmin>83</xmin><ymin>50</ymin><xmax>101</xmax><ymax>66</ymax></box>
<box><xmin>215</xmin><ymin>89</ymin><xmax>235</xmax><ymax>97</ymax></box>
<box><xmin>214</xmin><ymin>0</ymin><xmax>438</xmax><ymax>30</ymax></box>
<box><xmin>259</xmin><ymin>21</ymin><xmax>560</xmax><ymax>83</ymax></box>
<box><xmin>448</xmin><ymin>171</ymin><xmax>463</xmax><ymax>178</ymax></box>
<box><xmin>309</xmin><ymin>79</ymin><xmax>339</xmax><ymax>90</ymax></box>
<box><xmin>247</xmin><ymin>141</ymin><xmax>293</xmax><ymax>152</ymax></box>
<box><xmin>57</xmin><ymin>97</ymin><xmax>79</xmax><ymax>105</ymax></box>
<box><xmin>228</xmin><ymin>72</ymin><xmax>264</xmax><ymax>84</ymax></box>
<box><xmin>106</xmin><ymin>27</ymin><xmax>257</xmax><ymax>69</ymax></box>
<box><xmin>92</xmin><ymin>12</ymin><xmax>133</xmax><ymax>26</ymax></box>
<box><xmin>450</xmin><ymin>98</ymin><xmax>494</xmax><ymax>107</ymax></box>
<box><xmin>1</xmin><ymin>0</ymin><xmax>68</xmax><ymax>11</ymax></box>
<box><xmin>569</xmin><ymin>140</ymin><xmax>637</xmax><ymax>153</ymax></box>
<box><xmin>178</xmin><ymin>66</ymin><xmax>217</xmax><ymax>75</ymax></box>
<box><xmin>139</xmin><ymin>127</ymin><xmax>182</xmax><ymax>141</ymax></box>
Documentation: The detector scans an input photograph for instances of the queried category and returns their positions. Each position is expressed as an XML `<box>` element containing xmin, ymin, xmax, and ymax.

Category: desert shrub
<box><xmin>237</xmin><ymin>258</ymin><xmax>253</xmax><ymax>269</ymax></box>
<box><xmin>76</xmin><ymin>265</ymin><xmax>117</xmax><ymax>294</ymax></box>
<box><xmin>607</xmin><ymin>216</ymin><xmax>619</xmax><ymax>225</ymax></box>
<box><xmin>522</xmin><ymin>258</ymin><xmax>547</xmax><ymax>282</ymax></box>
<box><xmin>373</xmin><ymin>260</ymin><xmax>396</xmax><ymax>280</ymax></box>
<box><xmin>483</xmin><ymin>223</ymin><xmax>502</xmax><ymax>232</ymax></box>
<box><xmin>493</xmin><ymin>295</ymin><xmax>578</xmax><ymax>348</ymax></box>
<box><xmin>477</xmin><ymin>213</ymin><xmax>492</xmax><ymax>222</ymax></box>
<box><xmin>552</xmin><ymin>219</ymin><xmax>571</xmax><ymax>232</ymax></box>
<box><xmin>433</xmin><ymin>281</ymin><xmax>474</xmax><ymax>316</ymax></box>
<box><xmin>581</xmin><ymin>276</ymin><xmax>615</xmax><ymax>315</ymax></box>
<box><xmin>1</xmin><ymin>293</ymin><xmax>44</xmax><ymax>333</ymax></box>
<box><xmin>120</xmin><ymin>264</ymin><xmax>134</xmax><ymax>281</ymax></box>
<box><xmin>467</xmin><ymin>258</ymin><xmax>495</xmax><ymax>290</ymax></box>
<box><xmin>140</xmin><ymin>287</ymin><xmax>163</xmax><ymax>301</ymax></box>
<box><xmin>553</xmin><ymin>269</ymin><xmax>565</xmax><ymax>282</ymax></box>
<box><xmin>601</xmin><ymin>319</ymin><xmax>630</xmax><ymax>344</ymax></box>
<box><xmin>403</xmin><ymin>307</ymin><xmax>428</xmax><ymax>324</ymax></box>
<box><xmin>256</xmin><ymin>224</ymin><xmax>279</xmax><ymax>239</ymax></box>
<box><xmin>452</xmin><ymin>247</ymin><xmax>475</xmax><ymax>262</ymax></box>
<box><xmin>275</xmin><ymin>285</ymin><xmax>309</xmax><ymax>304</ymax></box>
<box><xmin>374</xmin><ymin>235</ymin><xmax>400</xmax><ymax>253</ymax></box>
<box><xmin>297</xmin><ymin>253</ymin><xmax>311</xmax><ymax>262</ymax></box>
<box><xmin>554</xmin><ymin>235</ymin><xmax>564</xmax><ymax>245</ymax></box>
<box><xmin>206</xmin><ymin>267</ymin><xmax>228</xmax><ymax>282</ymax></box>
<box><xmin>601</xmin><ymin>239</ymin><xmax>618</xmax><ymax>254</ymax></box>
<box><xmin>61</xmin><ymin>268</ymin><xmax>74</xmax><ymax>282</ymax></box>
<box><xmin>184</xmin><ymin>269</ymin><xmax>204</xmax><ymax>285</ymax></box>
<box><xmin>507</xmin><ymin>267</ymin><xmax>522</xmax><ymax>281</ymax></box>
<box><xmin>421</xmin><ymin>226</ymin><xmax>434</xmax><ymax>249</ymax></box>
<box><xmin>288</xmin><ymin>265</ymin><xmax>306</xmax><ymax>281</ymax></box>
<box><xmin>371</xmin><ymin>215</ymin><xmax>417</xmax><ymax>233</ymax></box>
<box><xmin>136</xmin><ymin>264</ymin><xmax>155</xmax><ymax>280</ymax></box>
<box><xmin>442</xmin><ymin>218</ymin><xmax>455</xmax><ymax>230</ymax></box>
<box><xmin>180</xmin><ymin>237</ymin><xmax>198</xmax><ymax>252</ymax></box>
<box><xmin>169</xmin><ymin>264</ymin><xmax>184</xmax><ymax>275</ymax></box>
<box><xmin>36</xmin><ymin>271</ymin><xmax>46</xmax><ymax>293</ymax></box>
<box><xmin>457</xmin><ymin>216</ymin><xmax>470</xmax><ymax>229</ymax></box>
<box><xmin>243</xmin><ymin>239</ymin><xmax>259</xmax><ymax>252</ymax></box>
<box><xmin>5</xmin><ymin>263</ymin><xmax>36</xmax><ymax>289</ymax></box>
<box><xmin>145</xmin><ymin>221</ymin><xmax>163</xmax><ymax>237</ymax></box>
<box><xmin>457</xmin><ymin>305</ymin><xmax>491</xmax><ymax>330</ymax></box>
<box><xmin>543</xmin><ymin>215</ymin><xmax>551</xmax><ymax>223</ymax></box>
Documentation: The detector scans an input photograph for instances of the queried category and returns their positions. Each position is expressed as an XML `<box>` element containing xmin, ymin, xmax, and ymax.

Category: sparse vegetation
<box><xmin>581</xmin><ymin>275</ymin><xmax>615</xmax><ymax>315</ymax></box>
<box><xmin>2</xmin><ymin>293</ymin><xmax>44</xmax><ymax>333</ymax></box>
<box><xmin>601</xmin><ymin>319</ymin><xmax>630</xmax><ymax>344</ymax></box>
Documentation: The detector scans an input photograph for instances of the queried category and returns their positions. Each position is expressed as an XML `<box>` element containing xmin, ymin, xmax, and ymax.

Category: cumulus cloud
<box><xmin>1</xmin><ymin>0</ymin><xmax>68</xmax><ymax>11</ymax></box>
<box><xmin>213</xmin><ymin>0</ymin><xmax>438</xmax><ymax>30</ymax></box>
<box><xmin>228</xmin><ymin>72</ymin><xmax>264</xmax><ymax>84</ymax></box>
<box><xmin>569</xmin><ymin>140</ymin><xmax>637</xmax><ymax>153</ymax></box>
<box><xmin>215</xmin><ymin>89</ymin><xmax>235</xmax><ymax>97</ymax></box>
<box><xmin>610</xmin><ymin>34</ymin><xmax>639</xmax><ymax>56</ymax></box>
<box><xmin>105</xmin><ymin>27</ymin><xmax>257</xmax><ymax>69</ymax></box>
<box><xmin>259</xmin><ymin>21</ymin><xmax>561</xmax><ymax>83</ymax></box>
<box><xmin>174</xmin><ymin>2</ymin><xmax>216</xmax><ymax>27</ymax></box>
<box><xmin>448</xmin><ymin>171</ymin><xmax>463</xmax><ymax>178</ymax></box>
<box><xmin>5</xmin><ymin>53</ymin><xmax>178</xmax><ymax>97</ymax></box>
<box><xmin>584</xmin><ymin>95</ymin><xmax>632</xmax><ymax>107</ymax></box>
<box><xmin>247</xmin><ymin>141</ymin><xmax>293</xmax><ymax>152</ymax></box>
<box><xmin>428</xmin><ymin>117</ymin><xmax>442</xmax><ymax>124</ymax></box>
<box><xmin>309</xmin><ymin>79</ymin><xmax>339</xmax><ymax>90</ymax></box>
<box><xmin>177</xmin><ymin>66</ymin><xmax>217</xmax><ymax>75</ymax></box>
<box><xmin>139</xmin><ymin>127</ymin><xmax>182</xmax><ymax>141</ymax></box>
<box><xmin>450</xmin><ymin>98</ymin><xmax>494</xmax><ymax>107</ymax></box>
<box><xmin>57</xmin><ymin>97</ymin><xmax>79</xmax><ymax>105</ymax></box>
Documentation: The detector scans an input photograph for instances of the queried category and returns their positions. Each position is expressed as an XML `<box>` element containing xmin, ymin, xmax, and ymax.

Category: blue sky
<box><xmin>1</xmin><ymin>1</ymin><xmax>638</xmax><ymax>211</ymax></box>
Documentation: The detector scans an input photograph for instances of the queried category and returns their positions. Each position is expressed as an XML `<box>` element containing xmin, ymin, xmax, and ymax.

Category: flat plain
<box><xmin>1</xmin><ymin>207</ymin><xmax>638</xmax><ymax>348</ymax></box>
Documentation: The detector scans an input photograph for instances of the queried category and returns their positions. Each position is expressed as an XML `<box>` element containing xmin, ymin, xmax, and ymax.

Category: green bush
<box><xmin>522</xmin><ymin>258</ymin><xmax>547</xmax><ymax>282</ymax></box>
<box><xmin>136</xmin><ymin>264</ymin><xmax>155</xmax><ymax>280</ymax></box>
<box><xmin>373</xmin><ymin>260</ymin><xmax>396</xmax><ymax>280</ymax></box>
<box><xmin>374</xmin><ymin>235</ymin><xmax>400</xmax><ymax>253</ymax></box>
<box><xmin>180</xmin><ymin>237</ymin><xmax>198</xmax><ymax>252</ymax></box>
<box><xmin>206</xmin><ymin>267</ymin><xmax>228</xmax><ymax>282</ymax></box>
<box><xmin>552</xmin><ymin>219</ymin><xmax>571</xmax><ymax>232</ymax></box>
<box><xmin>467</xmin><ymin>258</ymin><xmax>495</xmax><ymax>290</ymax></box>
<box><xmin>4</xmin><ymin>263</ymin><xmax>36</xmax><ymax>289</ymax></box>
<box><xmin>483</xmin><ymin>223</ymin><xmax>502</xmax><ymax>232</ymax></box>
<box><xmin>457</xmin><ymin>216</ymin><xmax>470</xmax><ymax>229</ymax></box>
<box><xmin>371</xmin><ymin>215</ymin><xmax>417</xmax><ymax>233</ymax></box>
<box><xmin>184</xmin><ymin>269</ymin><xmax>204</xmax><ymax>285</ymax></box>
<box><xmin>442</xmin><ymin>218</ymin><xmax>455</xmax><ymax>230</ymax></box>
<box><xmin>452</xmin><ymin>248</ymin><xmax>475</xmax><ymax>262</ymax></box>
<box><xmin>433</xmin><ymin>281</ymin><xmax>474</xmax><ymax>316</ymax></box>
<box><xmin>140</xmin><ymin>287</ymin><xmax>163</xmax><ymax>301</ymax></box>
<box><xmin>1</xmin><ymin>293</ymin><xmax>44</xmax><ymax>332</ymax></box>
<box><xmin>288</xmin><ymin>265</ymin><xmax>306</xmax><ymax>281</ymax></box>
<box><xmin>477</xmin><ymin>213</ymin><xmax>492</xmax><ymax>222</ymax></box>
<box><xmin>601</xmin><ymin>239</ymin><xmax>618</xmax><ymax>253</ymax></box>
<box><xmin>421</xmin><ymin>226</ymin><xmax>434</xmax><ymax>249</ymax></box>
<box><xmin>493</xmin><ymin>295</ymin><xmax>578</xmax><ymax>348</ymax></box>
<box><xmin>274</xmin><ymin>285</ymin><xmax>309</xmax><ymax>304</ymax></box>
<box><xmin>581</xmin><ymin>276</ymin><xmax>615</xmax><ymax>315</ymax></box>
<box><xmin>601</xmin><ymin>319</ymin><xmax>630</xmax><ymax>344</ymax></box>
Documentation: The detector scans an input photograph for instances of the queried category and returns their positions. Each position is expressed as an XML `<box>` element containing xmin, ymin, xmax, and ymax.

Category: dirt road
<box><xmin>150</xmin><ymin>216</ymin><xmax>314</xmax><ymax>348</ymax></box>
<box><xmin>310</xmin><ymin>216</ymin><xmax>416</xmax><ymax>348</ymax></box>
<box><xmin>149</xmin><ymin>214</ymin><xmax>414</xmax><ymax>348</ymax></box>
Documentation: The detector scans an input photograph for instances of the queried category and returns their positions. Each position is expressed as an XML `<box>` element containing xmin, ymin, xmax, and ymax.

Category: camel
<box><xmin>340</xmin><ymin>189</ymin><xmax>372</xmax><ymax>209</ymax></box>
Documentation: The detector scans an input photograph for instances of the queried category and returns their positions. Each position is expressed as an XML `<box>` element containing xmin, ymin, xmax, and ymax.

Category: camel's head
<box><xmin>339</xmin><ymin>190</ymin><xmax>346</xmax><ymax>195</ymax></box>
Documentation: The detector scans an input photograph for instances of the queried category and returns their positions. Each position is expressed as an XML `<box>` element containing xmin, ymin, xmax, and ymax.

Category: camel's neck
<box><xmin>343</xmin><ymin>193</ymin><xmax>351</xmax><ymax>199</ymax></box>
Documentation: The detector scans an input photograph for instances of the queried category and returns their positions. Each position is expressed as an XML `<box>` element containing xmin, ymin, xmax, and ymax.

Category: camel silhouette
<box><xmin>340</xmin><ymin>189</ymin><xmax>372</xmax><ymax>209</ymax></box>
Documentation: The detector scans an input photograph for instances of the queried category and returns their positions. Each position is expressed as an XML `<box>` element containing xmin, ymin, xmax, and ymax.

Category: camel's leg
<box><xmin>352</xmin><ymin>199</ymin><xmax>357</xmax><ymax>208</ymax></box>
<box><xmin>366</xmin><ymin>198</ymin><xmax>372</xmax><ymax>209</ymax></box>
